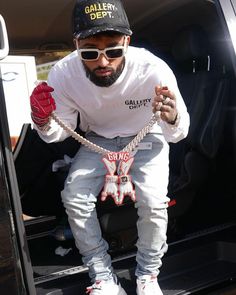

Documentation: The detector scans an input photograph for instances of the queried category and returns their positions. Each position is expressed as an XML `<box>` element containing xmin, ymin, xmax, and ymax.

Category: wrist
<box><xmin>36</xmin><ymin>122</ymin><xmax>51</xmax><ymax>132</ymax></box>
<box><xmin>105</xmin><ymin>175</ymin><xmax>118</xmax><ymax>183</ymax></box>
<box><xmin>31</xmin><ymin>113</ymin><xmax>50</xmax><ymax>126</ymax></box>
<box><xmin>119</xmin><ymin>175</ymin><xmax>132</xmax><ymax>183</ymax></box>
<box><xmin>168</xmin><ymin>112</ymin><xmax>179</xmax><ymax>125</ymax></box>
<box><xmin>31</xmin><ymin>113</ymin><xmax>51</xmax><ymax>131</ymax></box>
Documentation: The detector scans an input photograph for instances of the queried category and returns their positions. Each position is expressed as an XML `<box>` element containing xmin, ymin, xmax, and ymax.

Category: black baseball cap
<box><xmin>73</xmin><ymin>0</ymin><xmax>132</xmax><ymax>39</ymax></box>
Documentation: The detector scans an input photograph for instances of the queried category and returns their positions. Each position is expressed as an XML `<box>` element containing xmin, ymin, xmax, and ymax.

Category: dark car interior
<box><xmin>1</xmin><ymin>0</ymin><xmax>236</xmax><ymax>294</ymax></box>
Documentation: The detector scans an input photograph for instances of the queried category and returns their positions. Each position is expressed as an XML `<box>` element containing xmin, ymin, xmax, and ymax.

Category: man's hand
<box><xmin>30</xmin><ymin>82</ymin><xmax>56</xmax><ymax>126</ymax></box>
<box><xmin>152</xmin><ymin>85</ymin><xmax>178</xmax><ymax>124</ymax></box>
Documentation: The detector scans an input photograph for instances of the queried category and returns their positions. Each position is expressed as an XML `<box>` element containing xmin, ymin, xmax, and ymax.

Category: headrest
<box><xmin>172</xmin><ymin>26</ymin><xmax>209</xmax><ymax>62</ymax></box>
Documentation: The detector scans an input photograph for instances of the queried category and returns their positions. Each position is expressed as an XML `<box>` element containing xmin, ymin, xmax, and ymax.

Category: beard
<box><xmin>82</xmin><ymin>58</ymin><xmax>125</xmax><ymax>87</ymax></box>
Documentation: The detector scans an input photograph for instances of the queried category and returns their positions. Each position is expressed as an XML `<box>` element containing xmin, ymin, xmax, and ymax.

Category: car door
<box><xmin>0</xmin><ymin>15</ymin><xmax>36</xmax><ymax>295</ymax></box>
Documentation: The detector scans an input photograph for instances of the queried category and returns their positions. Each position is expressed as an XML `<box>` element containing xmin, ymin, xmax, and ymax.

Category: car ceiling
<box><xmin>0</xmin><ymin>0</ymin><xmax>216</xmax><ymax>54</ymax></box>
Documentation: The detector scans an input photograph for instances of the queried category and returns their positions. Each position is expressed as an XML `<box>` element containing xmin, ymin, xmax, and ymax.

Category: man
<box><xmin>30</xmin><ymin>0</ymin><xmax>190</xmax><ymax>294</ymax></box>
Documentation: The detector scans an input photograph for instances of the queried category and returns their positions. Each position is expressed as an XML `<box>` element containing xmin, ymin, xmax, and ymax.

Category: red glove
<box><xmin>30</xmin><ymin>82</ymin><xmax>56</xmax><ymax>126</ymax></box>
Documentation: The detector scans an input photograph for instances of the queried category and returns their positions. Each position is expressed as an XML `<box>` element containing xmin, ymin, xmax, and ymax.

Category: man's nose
<box><xmin>97</xmin><ymin>53</ymin><xmax>110</xmax><ymax>67</ymax></box>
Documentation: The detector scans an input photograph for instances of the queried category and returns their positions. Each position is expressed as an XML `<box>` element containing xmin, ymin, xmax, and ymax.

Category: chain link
<box><xmin>51</xmin><ymin>112</ymin><xmax>160</xmax><ymax>155</ymax></box>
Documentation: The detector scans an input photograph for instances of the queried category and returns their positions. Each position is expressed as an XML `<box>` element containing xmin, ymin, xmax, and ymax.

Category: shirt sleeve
<box><xmin>34</xmin><ymin>65</ymin><xmax>79</xmax><ymax>143</ymax></box>
<box><xmin>156</xmin><ymin>60</ymin><xmax>190</xmax><ymax>143</ymax></box>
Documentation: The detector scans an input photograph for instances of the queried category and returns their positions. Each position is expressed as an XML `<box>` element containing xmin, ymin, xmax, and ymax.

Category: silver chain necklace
<box><xmin>51</xmin><ymin>112</ymin><xmax>160</xmax><ymax>154</ymax></box>
<box><xmin>50</xmin><ymin>111</ymin><xmax>160</xmax><ymax>205</ymax></box>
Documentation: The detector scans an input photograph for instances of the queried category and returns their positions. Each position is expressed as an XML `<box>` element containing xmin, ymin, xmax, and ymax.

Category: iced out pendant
<box><xmin>101</xmin><ymin>152</ymin><xmax>136</xmax><ymax>205</ymax></box>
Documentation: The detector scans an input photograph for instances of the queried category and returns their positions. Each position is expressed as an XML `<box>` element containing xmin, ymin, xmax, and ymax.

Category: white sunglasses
<box><xmin>76</xmin><ymin>37</ymin><xmax>128</xmax><ymax>61</ymax></box>
<box><xmin>78</xmin><ymin>45</ymin><xmax>126</xmax><ymax>61</ymax></box>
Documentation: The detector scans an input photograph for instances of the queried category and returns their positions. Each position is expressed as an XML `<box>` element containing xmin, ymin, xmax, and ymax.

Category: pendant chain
<box><xmin>51</xmin><ymin>112</ymin><xmax>160</xmax><ymax>155</ymax></box>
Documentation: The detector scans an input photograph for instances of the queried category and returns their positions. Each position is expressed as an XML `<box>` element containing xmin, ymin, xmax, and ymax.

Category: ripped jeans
<box><xmin>61</xmin><ymin>132</ymin><xmax>169</xmax><ymax>282</ymax></box>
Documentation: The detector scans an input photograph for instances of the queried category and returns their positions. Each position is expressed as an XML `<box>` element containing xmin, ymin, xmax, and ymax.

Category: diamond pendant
<box><xmin>101</xmin><ymin>152</ymin><xmax>136</xmax><ymax>205</ymax></box>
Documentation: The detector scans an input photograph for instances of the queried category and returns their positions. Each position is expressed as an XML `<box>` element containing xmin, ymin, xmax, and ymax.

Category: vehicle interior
<box><xmin>1</xmin><ymin>0</ymin><xmax>236</xmax><ymax>294</ymax></box>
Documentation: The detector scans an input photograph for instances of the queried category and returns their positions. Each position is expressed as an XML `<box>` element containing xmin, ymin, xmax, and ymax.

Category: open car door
<box><xmin>0</xmin><ymin>15</ymin><xmax>36</xmax><ymax>295</ymax></box>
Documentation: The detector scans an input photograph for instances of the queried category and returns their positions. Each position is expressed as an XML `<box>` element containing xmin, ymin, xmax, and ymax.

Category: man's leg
<box><xmin>117</xmin><ymin>132</ymin><xmax>169</xmax><ymax>276</ymax></box>
<box><xmin>131</xmin><ymin>134</ymin><xmax>169</xmax><ymax>294</ymax></box>
<box><xmin>61</xmin><ymin>141</ymin><xmax>115</xmax><ymax>282</ymax></box>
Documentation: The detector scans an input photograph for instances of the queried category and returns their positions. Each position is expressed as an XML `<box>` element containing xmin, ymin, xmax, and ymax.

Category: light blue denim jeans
<box><xmin>61</xmin><ymin>132</ymin><xmax>169</xmax><ymax>282</ymax></box>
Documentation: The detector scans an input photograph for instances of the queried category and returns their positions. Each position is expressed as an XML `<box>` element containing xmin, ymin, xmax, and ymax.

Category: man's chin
<box><xmin>83</xmin><ymin>59</ymin><xmax>125</xmax><ymax>87</ymax></box>
<box><xmin>91</xmin><ymin>75</ymin><xmax>116</xmax><ymax>87</ymax></box>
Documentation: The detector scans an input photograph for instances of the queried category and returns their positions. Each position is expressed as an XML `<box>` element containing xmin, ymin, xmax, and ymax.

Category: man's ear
<box><xmin>73</xmin><ymin>38</ymin><xmax>79</xmax><ymax>49</ymax></box>
<box><xmin>126</xmin><ymin>35</ymin><xmax>131</xmax><ymax>45</ymax></box>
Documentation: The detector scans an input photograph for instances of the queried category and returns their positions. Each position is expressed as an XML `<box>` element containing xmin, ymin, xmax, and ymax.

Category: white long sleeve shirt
<box><xmin>36</xmin><ymin>46</ymin><xmax>189</xmax><ymax>143</ymax></box>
